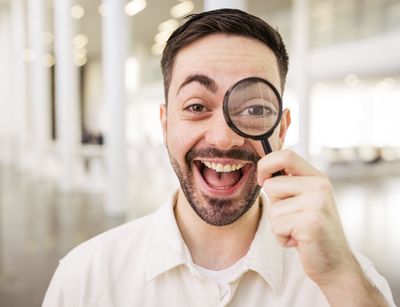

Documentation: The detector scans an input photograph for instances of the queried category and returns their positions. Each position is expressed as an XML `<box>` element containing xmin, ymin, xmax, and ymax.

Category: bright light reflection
<box><xmin>125</xmin><ymin>0</ymin><xmax>147</xmax><ymax>16</ymax></box>
<box><xmin>170</xmin><ymin>1</ymin><xmax>194</xmax><ymax>19</ymax></box>
<box><xmin>154</xmin><ymin>30</ymin><xmax>174</xmax><ymax>44</ymax></box>
<box><xmin>151</xmin><ymin>43</ymin><xmax>165</xmax><ymax>56</ymax></box>
<box><xmin>42</xmin><ymin>54</ymin><xmax>55</xmax><ymax>67</ymax></box>
<box><xmin>71</xmin><ymin>5</ymin><xmax>85</xmax><ymax>19</ymax></box>
<box><xmin>73</xmin><ymin>34</ymin><xmax>88</xmax><ymax>49</ymax></box>
<box><xmin>158</xmin><ymin>19</ymin><xmax>179</xmax><ymax>32</ymax></box>
<box><xmin>74</xmin><ymin>55</ymin><xmax>87</xmax><ymax>67</ymax></box>
<box><xmin>74</xmin><ymin>48</ymin><xmax>87</xmax><ymax>59</ymax></box>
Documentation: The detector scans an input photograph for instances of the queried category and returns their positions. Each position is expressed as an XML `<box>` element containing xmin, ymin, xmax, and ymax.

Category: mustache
<box><xmin>186</xmin><ymin>147</ymin><xmax>260</xmax><ymax>164</ymax></box>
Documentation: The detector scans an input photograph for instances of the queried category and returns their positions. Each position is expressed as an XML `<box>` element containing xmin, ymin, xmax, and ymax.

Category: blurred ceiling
<box><xmin>0</xmin><ymin>0</ymin><xmax>292</xmax><ymax>57</ymax></box>
<box><xmin>80</xmin><ymin>0</ymin><xmax>292</xmax><ymax>57</ymax></box>
<box><xmin>4</xmin><ymin>0</ymin><xmax>398</xmax><ymax>62</ymax></box>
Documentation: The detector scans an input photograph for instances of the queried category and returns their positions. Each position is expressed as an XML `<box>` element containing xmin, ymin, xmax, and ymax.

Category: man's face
<box><xmin>160</xmin><ymin>34</ymin><xmax>290</xmax><ymax>226</ymax></box>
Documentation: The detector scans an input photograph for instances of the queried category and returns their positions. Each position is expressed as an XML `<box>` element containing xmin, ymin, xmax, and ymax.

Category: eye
<box><xmin>240</xmin><ymin>105</ymin><xmax>273</xmax><ymax>117</ymax></box>
<box><xmin>248</xmin><ymin>105</ymin><xmax>267</xmax><ymax>116</ymax></box>
<box><xmin>186</xmin><ymin>103</ymin><xmax>207</xmax><ymax>113</ymax></box>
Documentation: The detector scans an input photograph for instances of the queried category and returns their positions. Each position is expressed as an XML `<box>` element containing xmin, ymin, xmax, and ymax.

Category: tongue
<box><xmin>203</xmin><ymin>168</ymin><xmax>241</xmax><ymax>188</ymax></box>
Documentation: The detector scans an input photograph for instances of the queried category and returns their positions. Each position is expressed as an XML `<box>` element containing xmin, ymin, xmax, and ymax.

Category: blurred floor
<box><xmin>0</xmin><ymin>164</ymin><xmax>399</xmax><ymax>306</ymax></box>
<box><xmin>0</xmin><ymin>165</ymin><xmax>124</xmax><ymax>307</ymax></box>
<box><xmin>334</xmin><ymin>173</ymin><xmax>400</xmax><ymax>305</ymax></box>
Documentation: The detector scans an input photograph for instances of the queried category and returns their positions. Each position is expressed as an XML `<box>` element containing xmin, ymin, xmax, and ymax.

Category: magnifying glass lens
<box><xmin>225</xmin><ymin>79</ymin><xmax>280</xmax><ymax>137</ymax></box>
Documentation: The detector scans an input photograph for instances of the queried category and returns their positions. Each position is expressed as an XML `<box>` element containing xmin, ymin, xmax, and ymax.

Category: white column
<box><xmin>10</xmin><ymin>0</ymin><xmax>27</xmax><ymax>168</ymax></box>
<box><xmin>0</xmin><ymin>8</ymin><xmax>11</xmax><ymax>164</ymax></box>
<box><xmin>204</xmin><ymin>0</ymin><xmax>248</xmax><ymax>11</ymax></box>
<box><xmin>291</xmin><ymin>0</ymin><xmax>310</xmax><ymax>159</ymax></box>
<box><xmin>54</xmin><ymin>0</ymin><xmax>80</xmax><ymax>191</ymax></box>
<box><xmin>27</xmin><ymin>0</ymin><xmax>51</xmax><ymax>169</ymax></box>
<box><xmin>102</xmin><ymin>0</ymin><xmax>127</xmax><ymax>216</ymax></box>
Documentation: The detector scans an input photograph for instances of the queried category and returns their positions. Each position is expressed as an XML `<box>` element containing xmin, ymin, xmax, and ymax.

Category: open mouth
<box><xmin>192</xmin><ymin>159</ymin><xmax>253</xmax><ymax>197</ymax></box>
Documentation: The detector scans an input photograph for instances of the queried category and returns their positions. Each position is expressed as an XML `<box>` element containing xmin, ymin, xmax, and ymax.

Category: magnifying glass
<box><xmin>223</xmin><ymin>77</ymin><xmax>283</xmax><ymax>176</ymax></box>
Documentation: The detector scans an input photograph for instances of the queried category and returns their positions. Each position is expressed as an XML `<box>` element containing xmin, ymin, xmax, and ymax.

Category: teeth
<box><xmin>201</xmin><ymin>161</ymin><xmax>244</xmax><ymax>173</ymax></box>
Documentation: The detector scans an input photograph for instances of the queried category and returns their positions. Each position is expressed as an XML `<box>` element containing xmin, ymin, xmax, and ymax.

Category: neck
<box><xmin>174</xmin><ymin>190</ymin><xmax>261</xmax><ymax>270</ymax></box>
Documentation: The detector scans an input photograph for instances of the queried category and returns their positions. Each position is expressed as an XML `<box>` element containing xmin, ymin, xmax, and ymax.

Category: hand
<box><xmin>257</xmin><ymin>149</ymin><xmax>358</xmax><ymax>285</ymax></box>
<box><xmin>257</xmin><ymin>150</ymin><xmax>391</xmax><ymax>306</ymax></box>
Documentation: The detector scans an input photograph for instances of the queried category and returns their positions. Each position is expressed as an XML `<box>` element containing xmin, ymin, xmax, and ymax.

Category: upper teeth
<box><xmin>202</xmin><ymin>161</ymin><xmax>244</xmax><ymax>172</ymax></box>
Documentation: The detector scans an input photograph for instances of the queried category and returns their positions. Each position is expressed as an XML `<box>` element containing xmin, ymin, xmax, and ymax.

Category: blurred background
<box><xmin>0</xmin><ymin>0</ymin><xmax>399</xmax><ymax>306</ymax></box>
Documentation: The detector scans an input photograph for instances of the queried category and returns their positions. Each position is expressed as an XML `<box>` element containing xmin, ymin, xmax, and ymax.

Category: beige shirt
<box><xmin>43</xmin><ymin>192</ymin><xmax>396</xmax><ymax>307</ymax></box>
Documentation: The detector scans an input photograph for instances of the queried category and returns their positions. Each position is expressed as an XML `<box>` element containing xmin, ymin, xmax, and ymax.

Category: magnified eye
<box><xmin>240</xmin><ymin>104</ymin><xmax>273</xmax><ymax>117</ymax></box>
<box><xmin>223</xmin><ymin>77</ymin><xmax>282</xmax><ymax>139</ymax></box>
<box><xmin>248</xmin><ymin>105</ymin><xmax>268</xmax><ymax>116</ymax></box>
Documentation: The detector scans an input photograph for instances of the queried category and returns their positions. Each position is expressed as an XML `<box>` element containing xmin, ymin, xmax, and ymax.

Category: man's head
<box><xmin>160</xmin><ymin>9</ymin><xmax>291</xmax><ymax>226</ymax></box>
<box><xmin>161</xmin><ymin>8</ymin><xmax>289</xmax><ymax>103</ymax></box>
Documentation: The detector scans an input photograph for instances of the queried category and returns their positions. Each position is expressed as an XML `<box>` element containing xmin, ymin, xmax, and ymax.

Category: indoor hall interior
<box><xmin>0</xmin><ymin>0</ymin><xmax>400</xmax><ymax>306</ymax></box>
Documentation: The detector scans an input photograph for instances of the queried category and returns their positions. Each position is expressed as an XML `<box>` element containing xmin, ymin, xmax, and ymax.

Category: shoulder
<box><xmin>43</xmin><ymin>211</ymin><xmax>162</xmax><ymax>307</ymax></box>
<box><xmin>43</xmin><ymin>196</ymin><xmax>181</xmax><ymax>306</ymax></box>
<box><xmin>58</xmin><ymin>193</ymin><xmax>178</xmax><ymax>275</ymax></box>
<box><xmin>61</xmin><ymin>210</ymin><xmax>156</xmax><ymax>270</ymax></box>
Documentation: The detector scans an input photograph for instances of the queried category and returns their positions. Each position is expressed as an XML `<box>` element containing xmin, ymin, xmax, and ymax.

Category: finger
<box><xmin>286</xmin><ymin>238</ymin><xmax>298</xmax><ymax>247</ymax></box>
<box><xmin>276</xmin><ymin>236</ymin><xmax>298</xmax><ymax>247</ymax></box>
<box><xmin>265</xmin><ymin>194</ymin><xmax>305</xmax><ymax>218</ymax></box>
<box><xmin>262</xmin><ymin>175</ymin><xmax>332</xmax><ymax>201</ymax></box>
<box><xmin>257</xmin><ymin>149</ymin><xmax>321</xmax><ymax>185</ymax></box>
<box><xmin>269</xmin><ymin>212</ymin><xmax>299</xmax><ymax>248</ymax></box>
<box><xmin>269</xmin><ymin>210</ymin><xmax>328</xmax><ymax>247</ymax></box>
<box><xmin>267</xmin><ymin>190</ymin><xmax>335</xmax><ymax>221</ymax></box>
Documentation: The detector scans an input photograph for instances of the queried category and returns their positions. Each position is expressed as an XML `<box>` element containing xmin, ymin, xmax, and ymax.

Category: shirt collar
<box><xmin>145</xmin><ymin>190</ymin><xmax>284</xmax><ymax>292</ymax></box>
<box><xmin>145</xmin><ymin>192</ymin><xmax>190</xmax><ymax>282</ymax></box>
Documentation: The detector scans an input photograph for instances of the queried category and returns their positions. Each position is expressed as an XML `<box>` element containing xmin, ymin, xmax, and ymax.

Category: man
<box><xmin>43</xmin><ymin>9</ymin><xmax>396</xmax><ymax>307</ymax></box>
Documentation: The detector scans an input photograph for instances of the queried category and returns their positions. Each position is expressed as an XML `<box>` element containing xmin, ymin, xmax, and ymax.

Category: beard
<box><xmin>168</xmin><ymin>146</ymin><xmax>261</xmax><ymax>226</ymax></box>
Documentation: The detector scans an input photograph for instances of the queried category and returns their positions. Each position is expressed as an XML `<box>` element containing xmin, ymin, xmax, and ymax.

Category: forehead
<box><xmin>169</xmin><ymin>34</ymin><xmax>281</xmax><ymax>100</ymax></box>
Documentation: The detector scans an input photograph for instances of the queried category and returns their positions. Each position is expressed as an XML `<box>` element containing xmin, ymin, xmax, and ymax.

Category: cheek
<box><xmin>166</xmin><ymin>117</ymin><xmax>205</xmax><ymax>159</ymax></box>
<box><xmin>248</xmin><ymin>139</ymin><xmax>264</xmax><ymax>157</ymax></box>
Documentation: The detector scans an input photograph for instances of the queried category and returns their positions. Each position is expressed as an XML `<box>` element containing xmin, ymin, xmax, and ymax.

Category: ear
<box><xmin>277</xmin><ymin>108</ymin><xmax>291</xmax><ymax>150</ymax></box>
<box><xmin>159</xmin><ymin>103</ymin><xmax>167</xmax><ymax>144</ymax></box>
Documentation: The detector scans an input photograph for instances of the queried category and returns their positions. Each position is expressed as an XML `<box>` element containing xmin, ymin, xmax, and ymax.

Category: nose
<box><xmin>204</xmin><ymin>110</ymin><xmax>245</xmax><ymax>150</ymax></box>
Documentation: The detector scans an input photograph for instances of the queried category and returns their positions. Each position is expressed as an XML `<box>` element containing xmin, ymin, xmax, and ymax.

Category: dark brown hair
<box><xmin>161</xmin><ymin>8</ymin><xmax>289</xmax><ymax>102</ymax></box>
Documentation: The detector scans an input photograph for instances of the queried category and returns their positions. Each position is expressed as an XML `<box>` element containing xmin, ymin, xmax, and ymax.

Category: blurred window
<box><xmin>310</xmin><ymin>0</ymin><xmax>400</xmax><ymax>48</ymax></box>
<box><xmin>309</xmin><ymin>76</ymin><xmax>400</xmax><ymax>155</ymax></box>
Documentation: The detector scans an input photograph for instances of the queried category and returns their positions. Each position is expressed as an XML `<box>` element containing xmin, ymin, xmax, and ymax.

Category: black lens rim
<box><xmin>223</xmin><ymin>76</ymin><xmax>283</xmax><ymax>140</ymax></box>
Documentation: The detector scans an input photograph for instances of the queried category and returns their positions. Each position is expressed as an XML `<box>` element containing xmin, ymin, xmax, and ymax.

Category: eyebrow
<box><xmin>176</xmin><ymin>74</ymin><xmax>218</xmax><ymax>96</ymax></box>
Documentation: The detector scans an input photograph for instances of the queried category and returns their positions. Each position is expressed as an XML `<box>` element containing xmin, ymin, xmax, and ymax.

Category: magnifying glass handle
<box><xmin>261</xmin><ymin>139</ymin><xmax>283</xmax><ymax>177</ymax></box>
